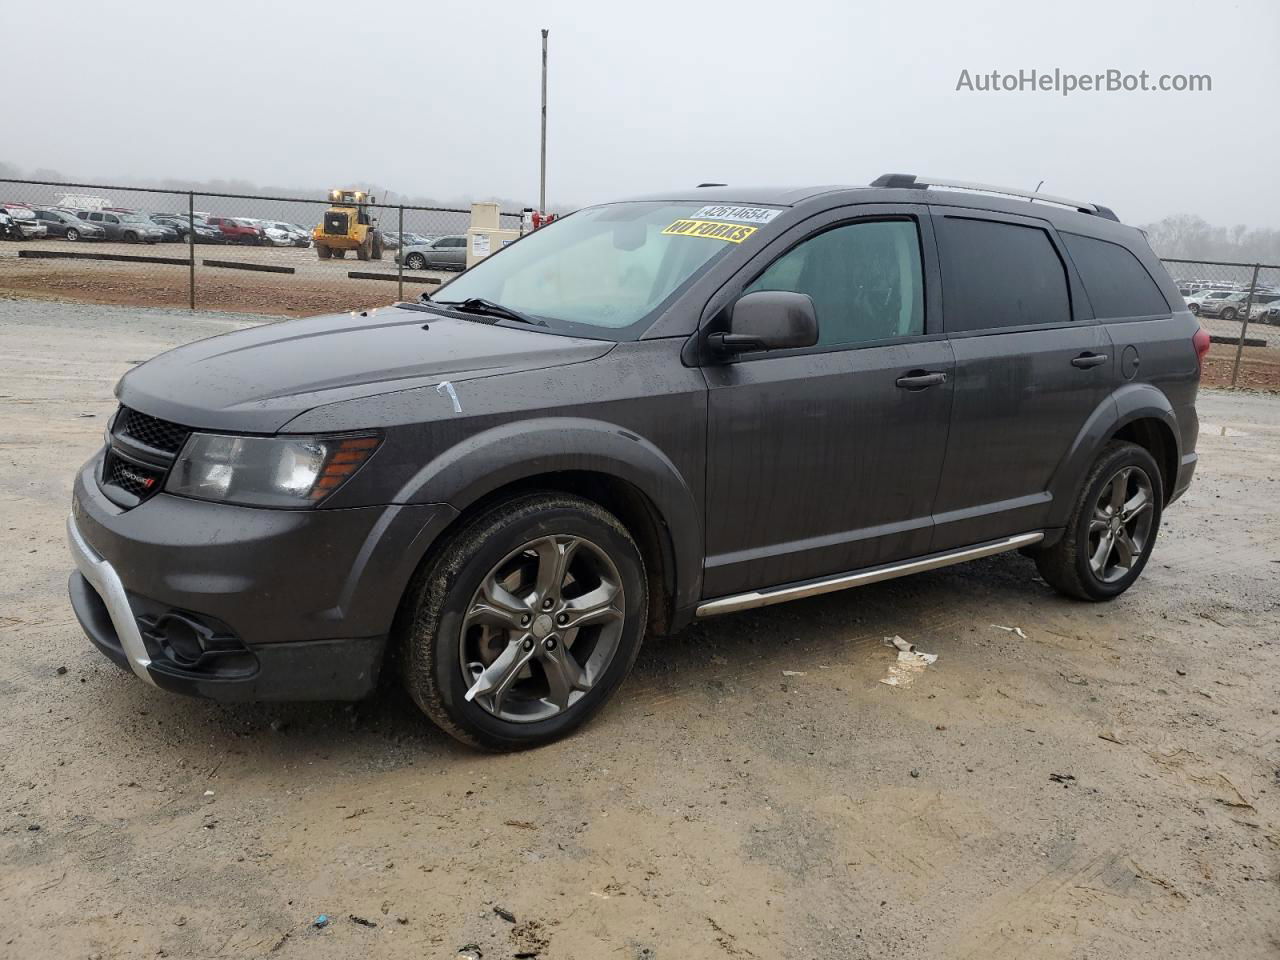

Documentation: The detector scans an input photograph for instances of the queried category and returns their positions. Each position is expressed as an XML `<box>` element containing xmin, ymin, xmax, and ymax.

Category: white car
<box><xmin>1</xmin><ymin>205</ymin><xmax>49</xmax><ymax>240</ymax></box>
<box><xmin>261</xmin><ymin>221</ymin><xmax>310</xmax><ymax>247</ymax></box>
<box><xmin>1246</xmin><ymin>292</ymin><xmax>1280</xmax><ymax>320</ymax></box>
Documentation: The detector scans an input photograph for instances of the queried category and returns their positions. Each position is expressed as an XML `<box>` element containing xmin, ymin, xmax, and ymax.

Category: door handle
<box><xmin>895</xmin><ymin>371</ymin><xmax>947</xmax><ymax>389</ymax></box>
<box><xmin>1071</xmin><ymin>352</ymin><xmax>1110</xmax><ymax>369</ymax></box>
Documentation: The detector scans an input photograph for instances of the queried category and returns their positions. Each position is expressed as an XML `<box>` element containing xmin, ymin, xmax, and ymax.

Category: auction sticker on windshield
<box><xmin>690</xmin><ymin>204</ymin><xmax>782</xmax><ymax>224</ymax></box>
<box><xmin>661</xmin><ymin>219</ymin><xmax>759</xmax><ymax>243</ymax></box>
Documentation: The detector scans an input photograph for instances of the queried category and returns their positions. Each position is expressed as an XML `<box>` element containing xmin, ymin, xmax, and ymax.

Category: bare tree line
<box><xmin>1140</xmin><ymin>214</ymin><xmax>1280</xmax><ymax>264</ymax></box>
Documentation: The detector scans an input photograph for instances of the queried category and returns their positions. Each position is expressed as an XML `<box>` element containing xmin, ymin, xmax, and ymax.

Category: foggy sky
<box><xmin>4</xmin><ymin>0</ymin><xmax>1276</xmax><ymax>227</ymax></box>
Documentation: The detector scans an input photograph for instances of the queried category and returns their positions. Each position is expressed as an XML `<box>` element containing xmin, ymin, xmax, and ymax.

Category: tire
<box><xmin>1221</xmin><ymin>307</ymin><xmax>1237</xmax><ymax>321</ymax></box>
<box><xmin>372</xmin><ymin>234</ymin><xmax>384</xmax><ymax>260</ymax></box>
<box><xmin>65</xmin><ymin>228</ymin><xmax>80</xmax><ymax>241</ymax></box>
<box><xmin>122</xmin><ymin>231</ymin><xmax>138</xmax><ymax>243</ymax></box>
<box><xmin>1188</xmin><ymin>303</ymin><xmax>1200</xmax><ymax>315</ymax></box>
<box><xmin>316</xmin><ymin>244</ymin><xmax>330</xmax><ymax>260</ymax></box>
<box><xmin>406</xmin><ymin>252</ymin><xmax>426</xmax><ymax>270</ymax></box>
<box><xmin>332</xmin><ymin>248</ymin><xmax>346</xmax><ymax>259</ymax></box>
<box><xmin>1035</xmin><ymin>441</ymin><xmax>1163</xmax><ymax>602</ymax></box>
<box><xmin>356</xmin><ymin>237</ymin><xmax>371</xmax><ymax>262</ymax></box>
<box><xmin>397</xmin><ymin>493</ymin><xmax>648</xmax><ymax>751</ymax></box>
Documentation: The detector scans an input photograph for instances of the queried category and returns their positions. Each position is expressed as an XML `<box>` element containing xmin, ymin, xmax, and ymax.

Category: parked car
<box><xmin>0</xmin><ymin>209</ymin><xmax>18</xmax><ymax>240</ymax></box>
<box><xmin>66</xmin><ymin>175</ymin><xmax>1203</xmax><ymax>749</ymax></box>
<box><xmin>396</xmin><ymin>234</ymin><xmax>467</xmax><ymax>271</ymax></box>
<box><xmin>1</xmin><ymin>204</ymin><xmax>49</xmax><ymax>240</ymax></box>
<box><xmin>259</xmin><ymin>221</ymin><xmax>310</xmax><ymax>247</ymax></box>
<box><xmin>1245</xmin><ymin>292</ymin><xmax>1280</xmax><ymax>320</ymax></box>
<box><xmin>204</xmin><ymin>217</ymin><xmax>264</xmax><ymax>245</ymax></box>
<box><xmin>76</xmin><ymin>210</ymin><xmax>165</xmax><ymax>243</ymax></box>
<box><xmin>149</xmin><ymin>214</ymin><xmax>225</xmax><ymax>244</ymax></box>
<box><xmin>33</xmin><ymin>207</ymin><xmax>106</xmax><ymax>240</ymax></box>
<box><xmin>1198</xmin><ymin>291</ymin><xmax>1251</xmax><ymax>320</ymax></box>
<box><xmin>1183</xmin><ymin>289</ymin><xmax>1238</xmax><ymax>315</ymax></box>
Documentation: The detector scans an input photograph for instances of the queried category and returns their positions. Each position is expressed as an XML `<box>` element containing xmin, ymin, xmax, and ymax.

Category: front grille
<box><xmin>117</xmin><ymin>406</ymin><xmax>189</xmax><ymax>454</ymax></box>
<box><xmin>104</xmin><ymin>453</ymin><xmax>164</xmax><ymax>499</ymax></box>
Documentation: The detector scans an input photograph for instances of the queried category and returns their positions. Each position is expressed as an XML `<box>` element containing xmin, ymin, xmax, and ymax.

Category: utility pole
<box><xmin>540</xmin><ymin>28</ymin><xmax>548</xmax><ymax>215</ymax></box>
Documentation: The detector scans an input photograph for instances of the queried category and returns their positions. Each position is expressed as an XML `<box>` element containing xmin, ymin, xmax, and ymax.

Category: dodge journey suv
<box><xmin>68</xmin><ymin>174</ymin><xmax>1204</xmax><ymax>749</ymax></box>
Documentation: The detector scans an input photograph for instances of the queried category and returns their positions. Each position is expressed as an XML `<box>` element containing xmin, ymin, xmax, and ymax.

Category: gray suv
<box><xmin>67</xmin><ymin>175</ymin><xmax>1204</xmax><ymax>749</ymax></box>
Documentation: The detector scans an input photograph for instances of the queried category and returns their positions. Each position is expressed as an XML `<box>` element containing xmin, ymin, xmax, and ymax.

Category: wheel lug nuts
<box><xmin>556</xmin><ymin>613</ymin><xmax>569</xmax><ymax>626</ymax></box>
<box><xmin>520</xmin><ymin>614</ymin><xmax>531</xmax><ymax>626</ymax></box>
<box><xmin>542</xmin><ymin>598</ymin><xmax>554</xmax><ymax>610</ymax></box>
<box><xmin>544</xmin><ymin>637</ymin><xmax>557</xmax><ymax>651</ymax></box>
<box><xmin>522</xmin><ymin>638</ymin><xmax>534</xmax><ymax>651</ymax></box>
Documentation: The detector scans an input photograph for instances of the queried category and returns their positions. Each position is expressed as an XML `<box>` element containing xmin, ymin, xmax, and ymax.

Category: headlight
<box><xmin>165</xmin><ymin>433</ymin><xmax>381</xmax><ymax>507</ymax></box>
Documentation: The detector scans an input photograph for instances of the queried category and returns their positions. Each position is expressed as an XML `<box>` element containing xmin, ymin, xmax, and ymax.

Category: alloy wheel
<box><xmin>459</xmin><ymin>534</ymin><xmax>625</xmax><ymax>723</ymax></box>
<box><xmin>1088</xmin><ymin>466</ymin><xmax>1155</xmax><ymax>583</ymax></box>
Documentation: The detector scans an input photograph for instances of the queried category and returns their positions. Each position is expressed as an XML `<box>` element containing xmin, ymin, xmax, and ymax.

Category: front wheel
<box><xmin>405</xmin><ymin>252</ymin><xmax>426</xmax><ymax>270</ymax></box>
<box><xmin>1035</xmin><ymin>441</ymin><xmax>1163</xmax><ymax>601</ymax></box>
<box><xmin>122</xmin><ymin>231</ymin><xmax>138</xmax><ymax>243</ymax></box>
<box><xmin>1188</xmin><ymin>303</ymin><xmax>1201</xmax><ymax>315</ymax></box>
<box><xmin>65</xmin><ymin>228</ymin><xmax>80</xmax><ymax>241</ymax></box>
<box><xmin>1221</xmin><ymin>307</ymin><xmax>1237</xmax><ymax>321</ymax></box>
<box><xmin>397</xmin><ymin>493</ymin><xmax>648</xmax><ymax>750</ymax></box>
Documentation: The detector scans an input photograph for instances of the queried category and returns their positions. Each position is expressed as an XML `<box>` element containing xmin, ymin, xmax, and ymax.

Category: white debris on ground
<box><xmin>991</xmin><ymin>624</ymin><xmax>1028</xmax><ymax>639</ymax></box>
<box><xmin>879</xmin><ymin>636</ymin><xmax>938</xmax><ymax>687</ymax></box>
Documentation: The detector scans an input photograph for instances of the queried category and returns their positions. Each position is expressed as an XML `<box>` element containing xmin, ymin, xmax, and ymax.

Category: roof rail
<box><xmin>870</xmin><ymin>173</ymin><xmax>1119</xmax><ymax>222</ymax></box>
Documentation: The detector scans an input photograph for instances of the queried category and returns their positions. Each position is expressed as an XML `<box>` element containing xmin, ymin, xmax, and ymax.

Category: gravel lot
<box><xmin>2</xmin><ymin>299</ymin><xmax>1278</xmax><ymax>960</ymax></box>
<box><xmin>0</xmin><ymin>238</ymin><xmax>452</xmax><ymax>316</ymax></box>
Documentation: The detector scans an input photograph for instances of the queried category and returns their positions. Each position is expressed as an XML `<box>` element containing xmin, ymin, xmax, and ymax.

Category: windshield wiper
<box><xmin>433</xmin><ymin>297</ymin><xmax>546</xmax><ymax>327</ymax></box>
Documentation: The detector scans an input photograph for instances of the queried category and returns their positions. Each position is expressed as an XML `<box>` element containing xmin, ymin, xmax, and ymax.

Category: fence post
<box><xmin>397</xmin><ymin>205</ymin><xmax>404</xmax><ymax>302</ymax></box>
<box><xmin>188</xmin><ymin>191</ymin><xmax>196</xmax><ymax>311</ymax></box>
<box><xmin>1230</xmin><ymin>263</ymin><xmax>1260</xmax><ymax>387</ymax></box>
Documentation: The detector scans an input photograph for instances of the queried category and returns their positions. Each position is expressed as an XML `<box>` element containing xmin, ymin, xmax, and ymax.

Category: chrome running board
<box><xmin>695</xmin><ymin>532</ymin><xmax>1044</xmax><ymax>617</ymax></box>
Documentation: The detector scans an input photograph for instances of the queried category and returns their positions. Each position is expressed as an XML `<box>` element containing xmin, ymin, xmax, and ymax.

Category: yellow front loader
<box><xmin>313</xmin><ymin>189</ymin><xmax>383</xmax><ymax>261</ymax></box>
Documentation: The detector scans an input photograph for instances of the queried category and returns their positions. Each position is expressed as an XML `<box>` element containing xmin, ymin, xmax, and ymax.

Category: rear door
<box><xmin>702</xmin><ymin>205</ymin><xmax>955</xmax><ymax>598</ymax></box>
<box><xmin>929</xmin><ymin>207</ymin><xmax>1116</xmax><ymax>551</ymax></box>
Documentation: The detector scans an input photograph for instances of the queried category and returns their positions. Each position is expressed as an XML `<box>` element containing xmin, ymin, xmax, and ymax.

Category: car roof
<box><xmin>617</xmin><ymin>179</ymin><xmax>1133</xmax><ymax>236</ymax></box>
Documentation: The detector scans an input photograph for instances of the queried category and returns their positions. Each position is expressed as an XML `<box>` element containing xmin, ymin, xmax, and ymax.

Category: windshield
<box><xmin>429</xmin><ymin>201</ymin><xmax>753</xmax><ymax>338</ymax></box>
<box><xmin>120</xmin><ymin>214</ymin><xmax>149</xmax><ymax>223</ymax></box>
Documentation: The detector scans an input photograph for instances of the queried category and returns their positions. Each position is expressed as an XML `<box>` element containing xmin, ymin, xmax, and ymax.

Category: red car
<box><xmin>205</xmin><ymin>217</ymin><xmax>264</xmax><ymax>245</ymax></box>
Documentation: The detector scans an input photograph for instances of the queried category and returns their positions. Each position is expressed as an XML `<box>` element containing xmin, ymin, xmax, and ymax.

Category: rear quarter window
<box><xmin>1062</xmin><ymin>233</ymin><xmax>1170</xmax><ymax>319</ymax></box>
<box><xmin>935</xmin><ymin>216</ymin><xmax>1071</xmax><ymax>332</ymax></box>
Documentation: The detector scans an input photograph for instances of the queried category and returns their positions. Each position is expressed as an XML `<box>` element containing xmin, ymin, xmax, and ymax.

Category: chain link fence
<box><xmin>0</xmin><ymin>178</ymin><xmax>523</xmax><ymax>316</ymax></box>
<box><xmin>1160</xmin><ymin>258</ymin><xmax>1280</xmax><ymax>389</ymax></box>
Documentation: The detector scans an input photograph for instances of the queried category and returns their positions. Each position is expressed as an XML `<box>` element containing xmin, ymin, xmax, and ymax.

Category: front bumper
<box><xmin>67</xmin><ymin>456</ymin><xmax>458</xmax><ymax>701</ymax></box>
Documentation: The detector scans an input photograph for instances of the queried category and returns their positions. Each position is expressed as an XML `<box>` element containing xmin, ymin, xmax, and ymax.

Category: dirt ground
<box><xmin>0</xmin><ymin>239</ymin><xmax>450</xmax><ymax>317</ymax></box>
<box><xmin>1</xmin><ymin>298</ymin><xmax>1278</xmax><ymax>960</ymax></box>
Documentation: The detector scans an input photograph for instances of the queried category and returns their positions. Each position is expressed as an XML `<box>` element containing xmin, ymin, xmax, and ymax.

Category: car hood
<box><xmin>117</xmin><ymin>306</ymin><xmax>615</xmax><ymax>434</ymax></box>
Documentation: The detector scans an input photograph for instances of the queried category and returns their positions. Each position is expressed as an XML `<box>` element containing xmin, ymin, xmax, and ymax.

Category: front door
<box><xmin>702</xmin><ymin>209</ymin><xmax>954</xmax><ymax>599</ymax></box>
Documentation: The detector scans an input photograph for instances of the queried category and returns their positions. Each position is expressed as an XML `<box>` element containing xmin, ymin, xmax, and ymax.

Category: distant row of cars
<box><xmin>1178</xmin><ymin>283</ymin><xmax>1280</xmax><ymax>324</ymax></box>
<box><xmin>0</xmin><ymin>203</ymin><xmax>321</xmax><ymax>247</ymax></box>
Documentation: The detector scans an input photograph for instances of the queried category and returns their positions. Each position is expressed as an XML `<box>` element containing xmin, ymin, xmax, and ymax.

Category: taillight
<box><xmin>1192</xmin><ymin>327</ymin><xmax>1211</xmax><ymax>373</ymax></box>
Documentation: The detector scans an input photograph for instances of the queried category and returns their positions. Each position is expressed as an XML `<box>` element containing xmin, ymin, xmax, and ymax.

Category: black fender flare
<box><xmin>1046</xmin><ymin>383</ymin><xmax>1180</xmax><ymax>528</ymax></box>
<box><xmin>396</xmin><ymin>416</ymin><xmax>704</xmax><ymax>614</ymax></box>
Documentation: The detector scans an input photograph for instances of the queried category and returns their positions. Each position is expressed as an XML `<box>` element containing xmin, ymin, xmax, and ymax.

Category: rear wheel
<box><xmin>1221</xmin><ymin>307</ymin><xmax>1238</xmax><ymax>321</ymax></box>
<box><xmin>397</xmin><ymin>493</ymin><xmax>647</xmax><ymax>750</ymax></box>
<box><xmin>371</xmin><ymin>233</ymin><xmax>384</xmax><ymax>260</ymax></box>
<box><xmin>406</xmin><ymin>252</ymin><xmax>426</xmax><ymax>270</ymax></box>
<box><xmin>332</xmin><ymin>248</ymin><xmax>346</xmax><ymax>259</ymax></box>
<box><xmin>1188</xmin><ymin>303</ymin><xmax>1201</xmax><ymax>315</ymax></box>
<box><xmin>316</xmin><ymin>244</ymin><xmax>330</xmax><ymax>260</ymax></box>
<box><xmin>123</xmin><ymin>231</ymin><xmax>138</xmax><ymax>243</ymax></box>
<box><xmin>356</xmin><ymin>237</ymin><xmax>371</xmax><ymax>262</ymax></box>
<box><xmin>1035</xmin><ymin>441</ymin><xmax>1162</xmax><ymax>601</ymax></box>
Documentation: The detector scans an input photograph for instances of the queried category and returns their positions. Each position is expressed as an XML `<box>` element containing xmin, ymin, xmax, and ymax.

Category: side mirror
<box><xmin>708</xmin><ymin>290</ymin><xmax>818</xmax><ymax>355</ymax></box>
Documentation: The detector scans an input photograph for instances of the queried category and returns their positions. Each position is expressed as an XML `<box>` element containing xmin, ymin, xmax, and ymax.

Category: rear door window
<box><xmin>1061</xmin><ymin>233</ymin><xmax>1170</xmax><ymax>319</ymax></box>
<box><xmin>935</xmin><ymin>216</ymin><xmax>1071</xmax><ymax>332</ymax></box>
<box><xmin>744</xmin><ymin>219</ymin><xmax>924</xmax><ymax>347</ymax></box>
